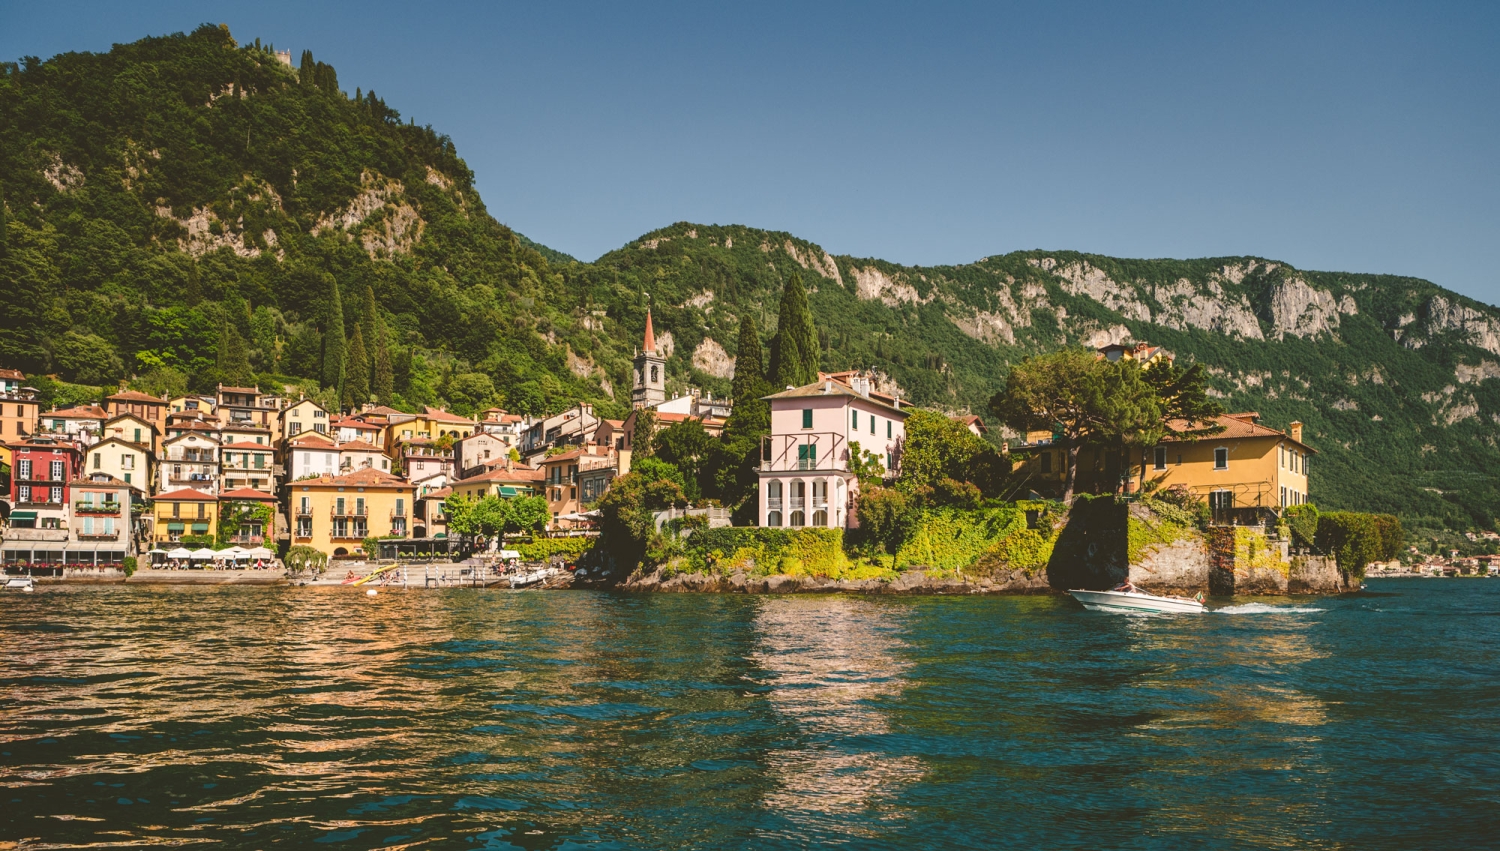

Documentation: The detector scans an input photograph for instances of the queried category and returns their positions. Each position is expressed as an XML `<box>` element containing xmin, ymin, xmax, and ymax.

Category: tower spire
<box><xmin>643</xmin><ymin>309</ymin><xmax>657</xmax><ymax>354</ymax></box>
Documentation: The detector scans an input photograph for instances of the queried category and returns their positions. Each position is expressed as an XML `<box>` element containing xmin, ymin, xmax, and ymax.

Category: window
<box><xmin>650</xmin><ymin>365</ymin><xmax>659</xmax><ymax>383</ymax></box>
<box><xmin>1154</xmin><ymin>447</ymin><xmax>1166</xmax><ymax>470</ymax></box>
<box><xmin>852</xmin><ymin>410</ymin><xmax>859</xmax><ymax>429</ymax></box>
<box><xmin>289</xmin><ymin>422</ymin><xmax>302</xmax><ymax>435</ymax></box>
<box><xmin>299</xmin><ymin>497</ymin><xmax>311</xmax><ymax>515</ymax></box>
<box><xmin>870</xmin><ymin>416</ymin><xmax>875</xmax><ymax>435</ymax></box>
<box><xmin>51</xmin><ymin>460</ymin><xmax>64</xmax><ymax>480</ymax></box>
<box><xmin>887</xmin><ymin>420</ymin><xmax>892</xmax><ymax>439</ymax></box>
<box><xmin>122</xmin><ymin>455</ymin><xmax>134</xmax><ymax>469</ymax></box>
<box><xmin>17</xmin><ymin>485</ymin><xmax>29</xmax><ymax>503</ymax></box>
<box><xmin>1214</xmin><ymin>447</ymin><xmax>1228</xmax><ymax>470</ymax></box>
<box><xmin>1281</xmin><ymin>486</ymin><xmax>1287</xmax><ymax>507</ymax></box>
<box><xmin>767</xmin><ymin>480</ymin><xmax>782</xmax><ymax>505</ymax></box>
<box><xmin>50</xmin><ymin>486</ymin><xmax>63</xmax><ymax>503</ymax></box>
<box><xmin>172</xmin><ymin>502</ymin><xmax>180</xmax><ymax>518</ymax></box>
<box><xmin>355</xmin><ymin>498</ymin><xmax>365</xmax><ymax>516</ymax></box>
<box><xmin>797</xmin><ymin>444</ymin><xmax>816</xmax><ymax>470</ymax></box>
<box><xmin>197</xmin><ymin>503</ymin><xmax>206</xmax><ymax>519</ymax></box>
<box><xmin>314</xmin><ymin>423</ymin><xmax>326</xmax><ymax>434</ymax></box>
<box><xmin>1041</xmin><ymin>453</ymin><xmax>1052</xmax><ymax>473</ymax></box>
<box><xmin>17</xmin><ymin>459</ymin><xmax>29</xmax><ymax>479</ymax></box>
<box><xmin>1303</xmin><ymin>455</ymin><xmax>1309</xmax><ymax>476</ymax></box>
<box><xmin>394</xmin><ymin>498</ymin><xmax>405</xmax><ymax>517</ymax></box>
<box><xmin>93</xmin><ymin>453</ymin><xmax>102</xmax><ymax>469</ymax></box>
<box><xmin>767</xmin><ymin>510</ymin><xmax>782</xmax><ymax>527</ymax></box>
<box><xmin>124</xmin><ymin>474</ymin><xmax>131</xmax><ymax>485</ymax></box>
<box><xmin>1209</xmin><ymin>490</ymin><xmax>1234</xmax><ymax>510</ymax></box>
<box><xmin>337</xmin><ymin>498</ymin><xmax>346</xmax><ymax>515</ymax></box>
<box><xmin>134</xmin><ymin>428</ymin><xmax>142</xmax><ymax>443</ymax></box>
<box><xmin>296</xmin><ymin>518</ymin><xmax>312</xmax><ymax>537</ymax></box>
<box><xmin>314</xmin><ymin>410</ymin><xmax>325</xmax><ymax>418</ymax></box>
<box><xmin>802</xmin><ymin>409</ymin><xmax>813</xmax><ymax>429</ymax></box>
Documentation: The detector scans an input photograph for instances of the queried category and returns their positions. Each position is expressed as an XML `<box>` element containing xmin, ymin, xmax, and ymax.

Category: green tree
<box><xmin>896</xmin><ymin>409</ymin><xmax>993</xmax><ymax>493</ymax></box>
<box><xmin>854</xmin><ymin>486</ymin><xmax>917</xmax><ymax>558</ymax></box>
<box><xmin>654</xmin><ymin>417</ymin><xmax>713</xmax><ymax>501</ymax></box>
<box><xmin>595</xmin><ymin>464</ymin><xmax>688</xmax><ymax>570</ymax></box>
<box><xmin>360</xmin><ymin>285</ymin><xmax>379</xmax><ymax>356</ymax></box>
<box><xmin>630</xmin><ymin>409</ymin><xmax>658</xmax><ymax>459</ymax></box>
<box><xmin>299</xmin><ymin>49</ymin><xmax>315</xmax><ymax>86</ymax></box>
<box><xmin>373</xmin><ymin>327</ymin><xmax>394</xmax><ymax>405</ymax></box>
<box><xmin>321</xmin><ymin>275</ymin><xmax>345</xmax><ymax>394</ymax></box>
<box><xmin>215</xmin><ymin>322</ymin><xmax>253</xmax><ymax>387</ymax></box>
<box><xmin>344</xmin><ymin>323</ymin><xmax>369</xmax><ymax>407</ymax></box>
<box><xmin>53</xmin><ymin>331</ymin><xmax>124</xmax><ymax>385</ymax></box>
<box><xmin>726</xmin><ymin>314</ymin><xmax>770</xmax><ymax>439</ymax></box>
<box><xmin>768</xmin><ymin>271</ymin><xmax>818</xmax><ymax>389</ymax></box>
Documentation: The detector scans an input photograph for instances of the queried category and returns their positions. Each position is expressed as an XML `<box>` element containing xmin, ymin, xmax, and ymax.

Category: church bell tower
<box><xmin>632</xmin><ymin>309</ymin><xmax>666</xmax><ymax>410</ymax></box>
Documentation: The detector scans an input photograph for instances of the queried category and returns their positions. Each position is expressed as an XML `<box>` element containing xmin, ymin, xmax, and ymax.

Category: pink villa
<box><xmin>758</xmin><ymin>372</ymin><xmax>908</xmax><ymax>529</ymax></box>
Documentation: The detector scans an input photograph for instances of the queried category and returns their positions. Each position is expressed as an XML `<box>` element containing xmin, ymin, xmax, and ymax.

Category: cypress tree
<box><xmin>725</xmin><ymin>314</ymin><xmax>770</xmax><ymax>440</ymax></box>
<box><xmin>360</xmin><ymin>285</ymin><xmax>378</xmax><ymax>353</ymax></box>
<box><xmin>321</xmin><ymin>275</ymin><xmax>345</xmax><ymax>393</ymax></box>
<box><xmin>344</xmin><ymin>323</ymin><xmax>369</xmax><ymax>407</ymax></box>
<box><xmin>769</xmin><ymin>271</ymin><xmax>818</xmax><ymax>389</ymax></box>
<box><xmin>298</xmin><ymin>50</ymin><xmax>315</xmax><ymax>87</ymax></box>
<box><xmin>0</xmin><ymin>195</ymin><xmax>9</xmax><ymax>260</ymax></box>
<box><xmin>373</xmin><ymin>327</ymin><xmax>394</xmax><ymax>405</ymax></box>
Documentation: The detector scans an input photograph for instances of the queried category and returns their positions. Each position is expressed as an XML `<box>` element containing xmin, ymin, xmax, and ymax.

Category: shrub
<box><xmin>894</xmin><ymin>506</ymin><xmax>1026</xmax><ymax>572</ymax></box>
<box><xmin>1316</xmin><ymin>511</ymin><xmax>1402</xmax><ymax>579</ymax></box>
<box><xmin>1284</xmin><ymin>503</ymin><xmax>1319</xmax><ymax>548</ymax></box>
<box><xmin>515</xmin><ymin>537</ymin><xmax>593</xmax><ymax>562</ymax></box>
<box><xmin>684</xmin><ymin>527</ymin><xmax>847</xmax><ymax>577</ymax></box>
<box><xmin>285</xmin><ymin>545</ymin><xmax>328</xmax><ymax>575</ymax></box>
<box><xmin>853</xmin><ymin>486</ymin><xmax>918</xmax><ymax>556</ymax></box>
<box><xmin>122</xmin><ymin>556</ymin><xmax>137</xmax><ymax>576</ymax></box>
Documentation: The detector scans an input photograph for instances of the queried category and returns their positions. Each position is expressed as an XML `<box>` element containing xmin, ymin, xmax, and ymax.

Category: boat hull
<box><xmin>1069</xmin><ymin>589</ymin><xmax>1204</xmax><ymax>615</ymax></box>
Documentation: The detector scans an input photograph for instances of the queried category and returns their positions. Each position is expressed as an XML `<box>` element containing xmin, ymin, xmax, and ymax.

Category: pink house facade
<box><xmin>757</xmin><ymin>374</ymin><xmax>907</xmax><ymax>529</ymax></box>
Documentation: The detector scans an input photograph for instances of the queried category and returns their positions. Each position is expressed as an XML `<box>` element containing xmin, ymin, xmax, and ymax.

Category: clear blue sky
<box><xmin>4</xmin><ymin>1</ymin><xmax>1498</xmax><ymax>304</ymax></box>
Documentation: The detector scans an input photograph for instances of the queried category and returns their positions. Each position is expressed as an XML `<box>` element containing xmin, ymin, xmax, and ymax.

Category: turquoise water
<box><xmin>1</xmin><ymin>579</ymin><xmax>1497</xmax><ymax>849</ymax></box>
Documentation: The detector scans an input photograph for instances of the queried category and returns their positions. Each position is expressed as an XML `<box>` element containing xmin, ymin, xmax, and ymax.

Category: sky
<box><xmin>4</xmin><ymin>1</ymin><xmax>1499</xmax><ymax>304</ymax></box>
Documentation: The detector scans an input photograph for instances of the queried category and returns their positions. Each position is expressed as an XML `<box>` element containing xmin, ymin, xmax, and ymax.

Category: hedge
<box><xmin>894</xmin><ymin>507</ymin><xmax>1027</xmax><ymax>573</ymax></box>
<box><xmin>684</xmin><ymin>527</ymin><xmax>849</xmax><ymax>577</ymax></box>
<box><xmin>1316</xmin><ymin>511</ymin><xmax>1404</xmax><ymax>579</ymax></box>
<box><xmin>516</xmin><ymin>537</ymin><xmax>594</xmax><ymax>562</ymax></box>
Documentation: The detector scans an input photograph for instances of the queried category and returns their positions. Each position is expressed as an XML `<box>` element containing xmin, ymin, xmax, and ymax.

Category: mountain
<box><xmin>4</xmin><ymin>26</ymin><xmax>1500</xmax><ymax>539</ymax></box>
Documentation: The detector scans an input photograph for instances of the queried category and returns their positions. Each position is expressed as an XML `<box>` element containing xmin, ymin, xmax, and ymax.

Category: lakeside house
<box><xmin>153</xmin><ymin>487</ymin><xmax>217</xmax><ymax>544</ymax></box>
<box><xmin>220</xmin><ymin>439</ymin><xmax>278</xmax><ymax>493</ymax></box>
<box><xmin>279</xmin><ymin>398</ymin><xmax>330</xmax><ymax>441</ymax></box>
<box><xmin>756</xmin><ymin>372</ymin><xmax>909</xmax><ymax>529</ymax></box>
<box><xmin>289</xmin><ymin>468</ymin><xmax>415</xmax><ymax>557</ymax></box>
<box><xmin>161</xmin><ymin>431</ymin><xmax>221</xmax><ymax>495</ymax></box>
<box><xmin>86</xmin><ymin>436</ymin><xmax>153</xmax><ymax>493</ymax></box>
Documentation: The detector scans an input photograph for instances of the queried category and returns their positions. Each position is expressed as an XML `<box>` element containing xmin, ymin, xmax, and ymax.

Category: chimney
<box><xmin>1289</xmin><ymin>421</ymin><xmax>1303</xmax><ymax>443</ymax></box>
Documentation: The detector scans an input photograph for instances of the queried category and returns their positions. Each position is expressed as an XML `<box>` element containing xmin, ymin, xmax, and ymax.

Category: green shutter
<box><xmin>802</xmin><ymin>409</ymin><xmax>812</xmax><ymax>429</ymax></box>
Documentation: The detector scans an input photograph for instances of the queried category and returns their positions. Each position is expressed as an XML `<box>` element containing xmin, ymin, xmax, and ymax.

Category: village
<box><xmin>0</xmin><ymin>310</ymin><xmax>1472</xmax><ymax>586</ymax></box>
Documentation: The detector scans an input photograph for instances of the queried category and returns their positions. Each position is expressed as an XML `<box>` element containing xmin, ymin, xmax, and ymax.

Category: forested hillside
<box><xmin>3</xmin><ymin>26</ymin><xmax>1500</xmax><ymax>537</ymax></box>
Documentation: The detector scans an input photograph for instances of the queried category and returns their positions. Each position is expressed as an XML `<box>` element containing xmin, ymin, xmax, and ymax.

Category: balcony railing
<box><xmin>77</xmin><ymin>531</ymin><xmax>120</xmax><ymax>540</ymax></box>
<box><xmin>759</xmin><ymin>432</ymin><xmax>848</xmax><ymax>473</ymax></box>
<box><xmin>330</xmin><ymin>528</ymin><xmax>369</xmax><ymax>541</ymax></box>
<box><xmin>228</xmin><ymin>534</ymin><xmax>265</xmax><ymax>545</ymax></box>
<box><xmin>789</xmin><ymin>497</ymin><xmax>806</xmax><ymax>510</ymax></box>
<box><xmin>390</xmin><ymin>509</ymin><xmax>407</xmax><ymax>519</ymax></box>
<box><xmin>766</xmin><ymin>498</ymin><xmax>783</xmax><ymax>510</ymax></box>
<box><xmin>75</xmin><ymin>501</ymin><xmax>122</xmax><ymax>515</ymax></box>
<box><xmin>295</xmin><ymin>508</ymin><xmax>314</xmax><ymax>518</ymax></box>
<box><xmin>330</xmin><ymin>507</ymin><xmax>369</xmax><ymax>518</ymax></box>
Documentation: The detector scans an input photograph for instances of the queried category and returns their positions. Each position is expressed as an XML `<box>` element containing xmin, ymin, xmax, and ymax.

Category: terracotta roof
<box><xmin>91</xmin><ymin>436</ymin><xmax>151</xmax><ymax>453</ymax></box>
<box><xmin>155</xmin><ymin>487</ymin><xmax>216</xmax><ymax>501</ymax></box>
<box><xmin>364</xmin><ymin>405</ymin><xmax>405</xmax><ymax>416</ymax></box>
<box><xmin>165</xmin><ymin>431</ymin><xmax>219</xmax><ymax>445</ymax></box>
<box><xmin>1160</xmin><ymin>413</ymin><xmax>1316</xmax><ymax>452</ymax></box>
<box><xmin>219</xmin><ymin>487</ymin><xmax>277</xmax><ymax>501</ymax></box>
<box><xmin>762</xmin><ymin>379</ymin><xmax>907</xmax><ymax>416</ymax></box>
<box><xmin>105</xmin><ymin>413</ymin><xmax>157</xmax><ymax>428</ymax></box>
<box><xmin>108</xmin><ymin>390</ymin><xmax>166</xmax><ymax>404</ymax></box>
<box><xmin>650</xmin><ymin>411</ymin><xmax>727</xmax><ymax>425</ymax></box>
<box><xmin>332</xmin><ymin>417</ymin><xmax>380</xmax><ymax>430</ymax></box>
<box><xmin>47</xmin><ymin>405</ymin><xmax>108</xmax><ymax>419</ymax></box>
<box><xmin>952</xmin><ymin>414</ymin><xmax>988</xmax><ymax>433</ymax></box>
<box><xmin>0</xmin><ymin>368</ymin><xmax>24</xmax><ymax>380</ymax></box>
<box><xmin>6</xmin><ymin>437</ymin><xmax>81</xmax><ymax>450</ymax></box>
<box><xmin>171</xmin><ymin>420</ymin><xmax>220</xmax><ymax>432</ymax></box>
<box><xmin>424</xmin><ymin>487</ymin><xmax>453</xmax><ymax>499</ymax></box>
<box><xmin>220</xmin><ymin>441</ymin><xmax>274</xmax><ymax>450</ymax></box>
<box><xmin>456</xmin><ymin>465</ymin><xmax>544</xmax><ymax>484</ymax></box>
<box><xmin>218</xmin><ymin>385</ymin><xmax>260</xmax><ymax>395</ymax></box>
<box><xmin>299</xmin><ymin>468</ymin><xmax>412</xmax><ymax>488</ymax></box>
<box><xmin>287</xmin><ymin>433</ymin><xmax>337</xmax><ymax>448</ymax></box>
<box><xmin>338</xmin><ymin>440</ymin><xmax>383</xmax><ymax>453</ymax></box>
<box><xmin>422</xmin><ymin>406</ymin><xmax>475</xmax><ymax>424</ymax></box>
<box><xmin>602</xmin><ymin>419</ymin><xmax>624</xmax><ymax>428</ymax></box>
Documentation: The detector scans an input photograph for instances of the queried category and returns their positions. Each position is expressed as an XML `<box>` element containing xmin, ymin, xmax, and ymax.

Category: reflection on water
<box><xmin>1</xmin><ymin>581</ymin><xmax>1498</xmax><ymax>849</ymax></box>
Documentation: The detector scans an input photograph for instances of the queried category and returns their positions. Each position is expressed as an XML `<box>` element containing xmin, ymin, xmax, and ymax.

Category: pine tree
<box><xmin>298</xmin><ymin>50</ymin><xmax>315</xmax><ymax>87</ymax></box>
<box><xmin>224</xmin><ymin>326</ymin><xmax>252</xmax><ymax>387</ymax></box>
<box><xmin>769</xmin><ymin>271</ymin><xmax>819</xmax><ymax>389</ymax></box>
<box><xmin>360</xmin><ymin>285</ymin><xmax>378</xmax><ymax>354</ymax></box>
<box><xmin>344</xmin><ymin>323</ymin><xmax>369</xmax><ymax>407</ymax></box>
<box><xmin>321</xmin><ymin>275</ymin><xmax>345</xmax><ymax>393</ymax></box>
<box><xmin>373</xmin><ymin>326</ymin><xmax>394</xmax><ymax>405</ymax></box>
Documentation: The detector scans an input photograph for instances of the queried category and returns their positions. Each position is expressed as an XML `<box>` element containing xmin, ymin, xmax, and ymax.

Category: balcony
<box><xmin>227</xmin><ymin>534</ymin><xmax>265</xmax><ymax>545</ymax></box>
<box><xmin>766</xmin><ymin>498</ymin><xmax>783</xmax><ymax>510</ymax></box>
<box><xmin>223</xmin><ymin>461</ymin><xmax>281</xmax><ymax>474</ymax></box>
<box><xmin>330</xmin><ymin>507</ymin><xmax>369</xmax><ymax>518</ymax></box>
<box><xmin>390</xmin><ymin>508</ymin><xmax>407</xmax><ymax>519</ymax></box>
<box><xmin>295</xmin><ymin>507</ymin><xmax>315</xmax><ymax>518</ymax></box>
<box><xmin>75</xmin><ymin>501</ymin><xmax>122</xmax><ymax>515</ymax></box>
<box><xmin>789</xmin><ymin>497</ymin><xmax>806</xmax><ymax>510</ymax></box>
<box><xmin>77</xmin><ymin>531</ymin><xmax>120</xmax><ymax>541</ymax></box>
<box><xmin>330</xmin><ymin>527</ymin><xmax>369</xmax><ymax>541</ymax></box>
<box><xmin>759</xmin><ymin>432</ymin><xmax>848</xmax><ymax>473</ymax></box>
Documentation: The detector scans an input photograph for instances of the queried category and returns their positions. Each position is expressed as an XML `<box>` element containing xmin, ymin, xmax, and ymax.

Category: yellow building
<box><xmin>86</xmin><ymin>436</ymin><xmax>154</xmax><ymax>494</ymax></box>
<box><xmin>388</xmin><ymin>406</ymin><xmax>476</xmax><ymax>444</ymax></box>
<box><xmin>153</xmin><ymin>487</ymin><xmax>218</xmax><ymax>543</ymax></box>
<box><xmin>279</xmin><ymin>399</ymin><xmax>330</xmax><ymax>443</ymax></box>
<box><xmin>1016</xmin><ymin>413</ymin><xmax>1314</xmax><ymax>520</ymax></box>
<box><xmin>288</xmin><ymin>468</ymin><xmax>416</xmax><ymax>557</ymax></box>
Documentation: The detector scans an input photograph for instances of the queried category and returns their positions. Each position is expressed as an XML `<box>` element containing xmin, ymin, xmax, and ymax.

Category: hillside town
<box><xmin>0</xmin><ymin>305</ymin><xmax>1362</xmax><ymax>579</ymax></box>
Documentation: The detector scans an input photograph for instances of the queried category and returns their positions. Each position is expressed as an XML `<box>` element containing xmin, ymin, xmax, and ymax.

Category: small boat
<box><xmin>509</xmin><ymin>566</ymin><xmax>559</xmax><ymax>589</ymax></box>
<box><xmin>3</xmin><ymin>576</ymin><xmax>36</xmax><ymax>592</ymax></box>
<box><xmin>1069</xmin><ymin>583</ymin><xmax>1204</xmax><ymax>615</ymax></box>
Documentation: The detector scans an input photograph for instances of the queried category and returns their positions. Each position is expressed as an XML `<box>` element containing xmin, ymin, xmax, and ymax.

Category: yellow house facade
<box><xmin>1016</xmin><ymin>413</ymin><xmax>1314</xmax><ymax>516</ymax></box>
<box><xmin>288</xmin><ymin>468</ymin><xmax>416</xmax><ymax>557</ymax></box>
<box><xmin>153</xmin><ymin>487</ymin><xmax>218</xmax><ymax>543</ymax></box>
<box><xmin>86</xmin><ymin>437</ymin><xmax>154</xmax><ymax>494</ymax></box>
<box><xmin>279</xmin><ymin>399</ymin><xmax>330</xmax><ymax>443</ymax></box>
<box><xmin>449</xmin><ymin>464</ymin><xmax>543</xmax><ymax>500</ymax></box>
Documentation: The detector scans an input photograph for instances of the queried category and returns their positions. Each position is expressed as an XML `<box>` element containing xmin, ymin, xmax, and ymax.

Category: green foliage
<box><xmin>1140</xmin><ymin>491</ymin><xmax>1210</xmax><ymax>529</ymax></box>
<box><xmin>682</xmin><ymin>527</ymin><xmax>851</xmax><ymax>577</ymax></box>
<box><xmin>846</xmin><ymin>441</ymin><xmax>887</xmax><ymax>492</ymax></box>
<box><xmin>653</xmin><ymin>417</ymin><xmax>712</xmax><ymax>500</ymax></box>
<box><xmin>1316</xmin><ymin>511</ymin><xmax>1405</xmax><ymax>579</ymax></box>
<box><xmin>322</xmin><ymin>277</ymin><xmax>345</xmax><ymax>393</ymax></box>
<box><xmin>897</xmin><ymin>409</ymin><xmax>997</xmax><ymax>493</ymax></box>
<box><xmin>1232</xmin><ymin>526</ymin><xmax>1287</xmax><ymax>576</ymax></box>
<box><xmin>122</xmin><ymin>555</ymin><xmax>137</xmax><ymax>576</ymax></box>
<box><xmin>216</xmin><ymin>500</ymin><xmax>273</xmax><ymax>547</ymax></box>
<box><xmin>285</xmin><ymin>544</ymin><xmax>328</xmax><ymax>575</ymax></box>
<box><xmin>726</xmin><ymin>314</ymin><xmax>769</xmax><ymax>438</ymax></box>
<box><xmin>179</xmin><ymin>533</ymin><xmax>215</xmax><ymax>548</ymax></box>
<box><xmin>515</xmin><ymin>536</ymin><xmax>593</xmax><ymax>562</ymax></box>
<box><xmin>853</xmin><ymin>486</ymin><xmax>918</xmax><ymax>556</ymax></box>
<box><xmin>595</xmin><ymin>467</ymin><xmax>688</xmax><ymax>570</ymax></box>
<box><xmin>894</xmin><ymin>506</ymin><xmax>1027</xmax><ymax>573</ymax></box>
<box><xmin>344</xmin><ymin>323</ymin><xmax>369</xmax><ymax>407</ymax></box>
<box><xmin>768</xmin><ymin>271</ymin><xmax>818</xmax><ymax>388</ymax></box>
<box><xmin>1126</xmin><ymin>511</ymin><xmax>1197</xmax><ymax>563</ymax></box>
<box><xmin>1284</xmin><ymin>503</ymin><xmax>1320</xmax><ymax>547</ymax></box>
<box><xmin>445</xmin><ymin>493</ymin><xmax>549</xmax><ymax>539</ymax></box>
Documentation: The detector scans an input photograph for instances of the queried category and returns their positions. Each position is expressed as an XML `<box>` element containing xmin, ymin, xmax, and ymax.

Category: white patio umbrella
<box><xmin>189</xmin><ymin>548</ymin><xmax>217</xmax><ymax>560</ymax></box>
<box><xmin>246</xmin><ymin>546</ymin><xmax>273</xmax><ymax>560</ymax></box>
<box><xmin>213</xmin><ymin>547</ymin><xmax>244</xmax><ymax>560</ymax></box>
<box><xmin>167</xmin><ymin>547</ymin><xmax>192</xmax><ymax>559</ymax></box>
<box><xmin>148</xmin><ymin>547</ymin><xmax>169</xmax><ymax>555</ymax></box>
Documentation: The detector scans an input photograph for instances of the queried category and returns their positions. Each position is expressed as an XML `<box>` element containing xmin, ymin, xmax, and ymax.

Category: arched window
<box><xmin>790</xmin><ymin>510</ymin><xmax>805</xmax><ymax>527</ymax></box>
<box><xmin>767</xmin><ymin>510</ymin><xmax>782</xmax><ymax>527</ymax></box>
<box><xmin>650</xmin><ymin>365</ymin><xmax>658</xmax><ymax>383</ymax></box>
<box><xmin>812</xmin><ymin>509</ymin><xmax>828</xmax><ymax>527</ymax></box>
<box><xmin>792</xmin><ymin>480</ymin><xmax>806</xmax><ymax>507</ymax></box>
<box><xmin>767</xmin><ymin>480</ymin><xmax>782</xmax><ymax>504</ymax></box>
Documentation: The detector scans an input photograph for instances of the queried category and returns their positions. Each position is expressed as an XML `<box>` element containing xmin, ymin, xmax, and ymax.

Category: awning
<box><xmin>191</xmin><ymin>523</ymin><xmax>210</xmax><ymax>533</ymax></box>
<box><xmin>166</xmin><ymin>522</ymin><xmax>185</xmax><ymax>532</ymax></box>
<box><xmin>9</xmin><ymin>511</ymin><xmax>36</xmax><ymax>521</ymax></box>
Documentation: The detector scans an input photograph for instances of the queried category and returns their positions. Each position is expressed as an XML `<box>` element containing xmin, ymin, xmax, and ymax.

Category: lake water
<box><xmin>2</xmin><ymin>579</ymin><xmax>1497</xmax><ymax>849</ymax></box>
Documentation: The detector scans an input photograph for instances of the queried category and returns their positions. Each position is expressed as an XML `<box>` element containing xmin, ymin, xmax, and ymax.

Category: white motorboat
<box><xmin>508</xmin><ymin>566</ymin><xmax>559</xmax><ymax>589</ymax></box>
<box><xmin>1069</xmin><ymin>583</ymin><xmax>1204</xmax><ymax>615</ymax></box>
<box><xmin>3</xmin><ymin>576</ymin><xmax>36</xmax><ymax>592</ymax></box>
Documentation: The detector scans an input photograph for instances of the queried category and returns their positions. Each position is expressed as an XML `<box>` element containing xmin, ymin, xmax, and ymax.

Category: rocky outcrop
<box><xmin>613</xmin><ymin>568</ymin><xmax>1050</xmax><ymax>595</ymax></box>
<box><xmin>1267</xmin><ymin>277</ymin><xmax>1352</xmax><ymax>339</ymax></box>
<box><xmin>691</xmin><ymin>338</ymin><xmax>735</xmax><ymax>378</ymax></box>
<box><xmin>1425</xmin><ymin>295</ymin><xmax>1500</xmax><ymax>356</ymax></box>
<box><xmin>1129</xmin><ymin>538</ymin><xmax>1210</xmax><ymax>596</ymax></box>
